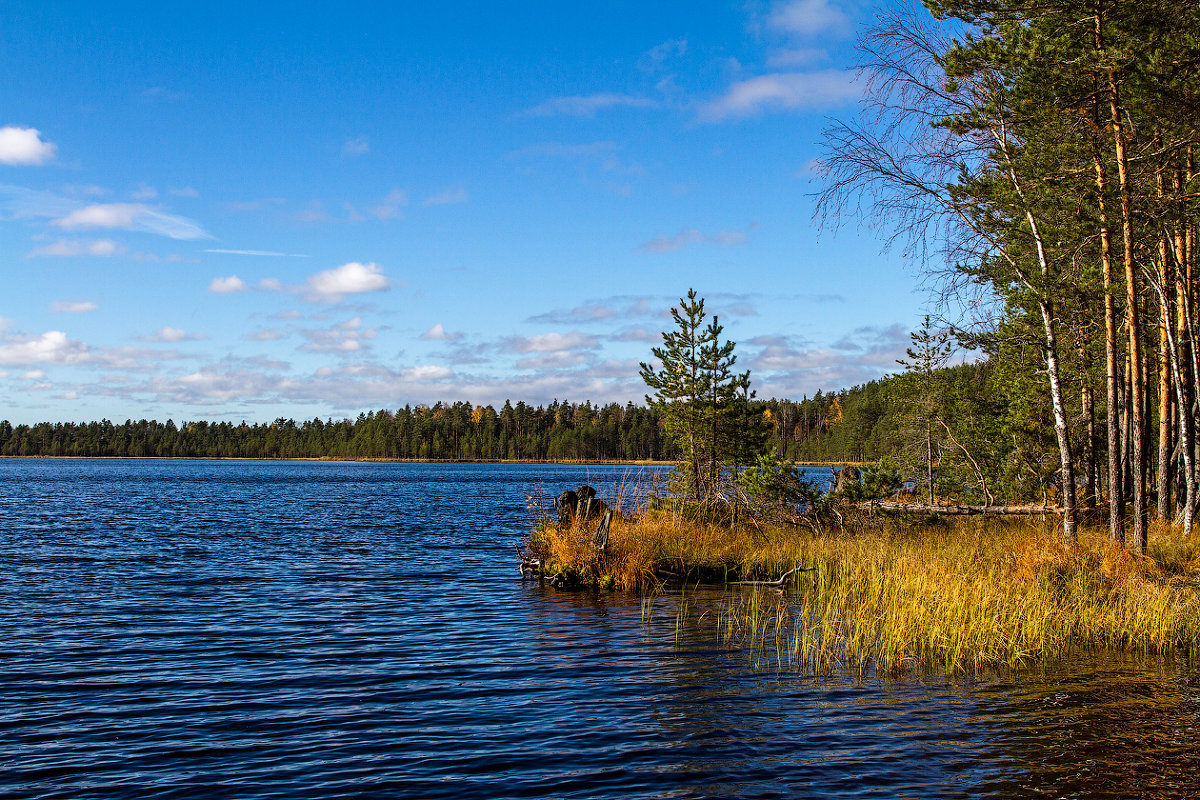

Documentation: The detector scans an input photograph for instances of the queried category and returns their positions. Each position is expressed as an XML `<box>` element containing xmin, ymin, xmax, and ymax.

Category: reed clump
<box><xmin>526</xmin><ymin>507</ymin><xmax>1200</xmax><ymax>673</ymax></box>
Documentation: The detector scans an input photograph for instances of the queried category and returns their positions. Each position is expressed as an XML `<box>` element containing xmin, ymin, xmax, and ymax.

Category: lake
<box><xmin>2</xmin><ymin>459</ymin><xmax>1198</xmax><ymax>798</ymax></box>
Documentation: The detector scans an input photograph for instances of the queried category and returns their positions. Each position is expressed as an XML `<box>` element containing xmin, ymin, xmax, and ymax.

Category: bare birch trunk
<box><xmin>1042</xmin><ymin>299</ymin><xmax>1078</xmax><ymax>543</ymax></box>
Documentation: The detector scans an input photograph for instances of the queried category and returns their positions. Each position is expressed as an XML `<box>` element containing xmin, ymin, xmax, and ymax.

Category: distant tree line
<box><xmin>0</xmin><ymin>401</ymin><xmax>667</xmax><ymax>461</ymax></box>
<box><xmin>0</xmin><ymin>387</ymin><xmax>915</xmax><ymax>464</ymax></box>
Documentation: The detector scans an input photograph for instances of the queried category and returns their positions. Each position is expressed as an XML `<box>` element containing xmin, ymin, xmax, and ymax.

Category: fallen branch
<box><xmin>863</xmin><ymin>501</ymin><xmax>1062</xmax><ymax>516</ymax></box>
<box><xmin>729</xmin><ymin>565</ymin><xmax>816</xmax><ymax>587</ymax></box>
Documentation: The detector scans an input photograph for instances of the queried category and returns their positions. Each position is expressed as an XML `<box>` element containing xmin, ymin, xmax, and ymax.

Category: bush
<box><xmin>738</xmin><ymin>449</ymin><xmax>823</xmax><ymax>517</ymax></box>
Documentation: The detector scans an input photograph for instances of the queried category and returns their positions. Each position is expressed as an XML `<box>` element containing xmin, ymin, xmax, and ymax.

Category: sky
<box><xmin>0</xmin><ymin>0</ymin><xmax>929</xmax><ymax>426</ymax></box>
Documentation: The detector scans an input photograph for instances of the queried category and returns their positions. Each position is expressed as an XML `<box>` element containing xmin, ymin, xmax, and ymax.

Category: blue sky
<box><xmin>0</xmin><ymin>0</ymin><xmax>925</xmax><ymax>425</ymax></box>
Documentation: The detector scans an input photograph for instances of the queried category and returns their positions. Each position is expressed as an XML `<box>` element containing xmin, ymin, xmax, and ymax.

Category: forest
<box><xmin>814</xmin><ymin>0</ymin><xmax>1200</xmax><ymax>549</ymax></box>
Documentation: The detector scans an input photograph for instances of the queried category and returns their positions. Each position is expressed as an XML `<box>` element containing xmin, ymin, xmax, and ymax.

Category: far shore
<box><xmin>1</xmin><ymin>455</ymin><xmax>865</xmax><ymax>467</ymax></box>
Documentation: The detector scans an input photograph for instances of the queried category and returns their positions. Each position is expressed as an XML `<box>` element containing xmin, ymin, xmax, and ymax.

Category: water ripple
<box><xmin>2</xmin><ymin>460</ymin><xmax>1198</xmax><ymax>799</ymax></box>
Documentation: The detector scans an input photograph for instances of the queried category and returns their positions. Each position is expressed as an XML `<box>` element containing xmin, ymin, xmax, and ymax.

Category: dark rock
<box><xmin>550</xmin><ymin>570</ymin><xmax>581</xmax><ymax>590</ymax></box>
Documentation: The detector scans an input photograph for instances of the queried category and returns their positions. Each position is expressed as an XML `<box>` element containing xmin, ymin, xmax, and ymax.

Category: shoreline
<box><xmin>0</xmin><ymin>455</ymin><xmax>864</xmax><ymax>467</ymax></box>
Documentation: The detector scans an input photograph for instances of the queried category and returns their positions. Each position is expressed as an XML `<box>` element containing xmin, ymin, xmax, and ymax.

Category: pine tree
<box><xmin>897</xmin><ymin>315</ymin><xmax>953</xmax><ymax>504</ymax></box>
<box><xmin>640</xmin><ymin>290</ymin><xmax>760</xmax><ymax>501</ymax></box>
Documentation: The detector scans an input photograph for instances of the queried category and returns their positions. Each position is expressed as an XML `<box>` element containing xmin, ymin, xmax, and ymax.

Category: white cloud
<box><xmin>63</xmin><ymin>184</ymin><xmax>110</xmax><ymax>198</ymax></box>
<box><xmin>528</xmin><ymin>296</ymin><xmax>661</xmax><ymax>325</ymax></box>
<box><xmin>296</xmin><ymin>317</ymin><xmax>380</xmax><ymax>354</ymax></box>
<box><xmin>373</xmin><ymin>189</ymin><xmax>408</xmax><ymax>220</ymax></box>
<box><xmin>226</xmin><ymin>197</ymin><xmax>285</xmax><ymax>212</ymax></box>
<box><xmin>422</xmin><ymin>187</ymin><xmax>468</xmax><ymax>206</ymax></box>
<box><xmin>210</xmin><ymin>266</ymin><xmax>387</xmax><ymax>302</ymax></box>
<box><xmin>175</xmin><ymin>369</ymin><xmax>268</xmax><ymax>403</ymax></box>
<box><xmin>507</xmin><ymin>140</ymin><xmax>619</xmax><ymax>161</ymax></box>
<box><xmin>204</xmin><ymin>248</ymin><xmax>309</xmax><ymax>257</ymax></box>
<box><xmin>0</xmin><ymin>126</ymin><xmax>57</xmax><ymax>165</ymax></box>
<box><xmin>766</xmin><ymin>47</ymin><xmax>827</xmax><ymax>68</ymax></box>
<box><xmin>613</xmin><ymin>326</ymin><xmax>661</xmax><ymax>343</ymax></box>
<box><xmin>342</xmin><ymin>136</ymin><xmax>369</xmax><ymax>157</ymax></box>
<box><xmin>30</xmin><ymin>238</ymin><xmax>124</xmax><ymax>257</ymax></box>
<box><xmin>20</xmin><ymin>369</ymin><xmax>46</xmax><ymax>380</ymax></box>
<box><xmin>50</xmin><ymin>300</ymin><xmax>98</xmax><ymax>313</ymax></box>
<box><xmin>0</xmin><ymin>185</ymin><xmax>83</xmax><ymax>223</ymax></box>
<box><xmin>53</xmin><ymin>202</ymin><xmax>209</xmax><ymax>239</ymax></box>
<box><xmin>638</xmin><ymin>227</ymin><xmax>750</xmax><ymax>253</ymax></box>
<box><xmin>421</xmin><ymin>322</ymin><xmax>462</xmax><ymax>341</ymax></box>
<box><xmin>401</xmin><ymin>365</ymin><xmax>454</xmax><ymax>381</ymax></box>
<box><xmin>505</xmin><ymin>332</ymin><xmax>598</xmax><ymax>353</ymax></box>
<box><xmin>246</xmin><ymin>328</ymin><xmax>288</xmax><ymax>341</ymax></box>
<box><xmin>529</xmin><ymin>303</ymin><xmax>616</xmax><ymax>324</ymax></box>
<box><xmin>131</xmin><ymin>184</ymin><xmax>158</xmax><ymax>200</ymax></box>
<box><xmin>767</xmin><ymin>0</ymin><xmax>850</xmax><ymax>37</ymax></box>
<box><xmin>516</xmin><ymin>351</ymin><xmax>590</xmax><ymax>370</ymax></box>
<box><xmin>745</xmin><ymin>326</ymin><xmax>913</xmax><ymax>398</ymax></box>
<box><xmin>294</xmin><ymin>200</ymin><xmax>334</xmax><ymax>224</ymax></box>
<box><xmin>0</xmin><ymin>330</ymin><xmax>90</xmax><ymax>365</ymax></box>
<box><xmin>143</xmin><ymin>326</ymin><xmax>203</xmax><ymax>343</ymax></box>
<box><xmin>639</xmin><ymin>38</ymin><xmax>688</xmax><ymax>72</ymax></box>
<box><xmin>305</xmin><ymin>261</ymin><xmax>389</xmax><ymax>302</ymax></box>
<box><xmin>522</xmin><ymin>93</ymin><xmax>656</xmax><ymax>118</ymax></box>
<box><xmin>209</xmin><ymin>275</ymin><xmax>248</xmax><ymax>294</ymax></box>
<box><xmin>169</xmin><ymin>186</ymin><xmax>199</xmax><ymax>197</ymax></box>
<box><xmin>700</xmin><ymin>70</ymin><xmax>859</xmax><ymax>121</ymax></box>
<box><xmin>640</xmin><ymin>228</ymin><xmax>704</xmax><ymax>253</ymax></box>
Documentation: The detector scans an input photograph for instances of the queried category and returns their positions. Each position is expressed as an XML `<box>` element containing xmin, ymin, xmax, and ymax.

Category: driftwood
<box><xmin>591</xmin><ymin>509</ymin><xmax>612</xmax><ymax>553</ymax></box>
<box><xmin>863</xmin><ymin>501</ymin><xmax>1063</xmax><ymax>516</ymax></box>
<box><xmin>518</xmin><ymin>556</ymin><xmax>541</xmax><ymax>579</ymax></box>
<box><xmin>729</xmin><ymin>565</ymin><xmax>816</xmax><ymax>588</ymax></box>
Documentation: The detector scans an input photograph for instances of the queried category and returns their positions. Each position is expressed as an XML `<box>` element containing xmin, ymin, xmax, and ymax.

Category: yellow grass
<box><xmin>524</xmin><ymin>509</ymin><xmax>1200</xmax><ymax>674</ymax></box>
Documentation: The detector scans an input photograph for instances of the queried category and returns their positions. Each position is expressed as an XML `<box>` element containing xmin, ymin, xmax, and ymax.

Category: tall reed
<box><xmin>526</xmin><ymin>506</ymin><xmax>1200</xmax><ymax>674</ymax></box>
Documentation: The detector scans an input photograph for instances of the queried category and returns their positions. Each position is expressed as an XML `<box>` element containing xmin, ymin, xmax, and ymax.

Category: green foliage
<box><xmin>738</xmin><ymin>449</ymin><xmax>823</xmax><ymax>510</ymax></box>
<box><xmin>839</xmin><ymin>459</ymin><xmax>905</xmax><ymax>502</ymax></box>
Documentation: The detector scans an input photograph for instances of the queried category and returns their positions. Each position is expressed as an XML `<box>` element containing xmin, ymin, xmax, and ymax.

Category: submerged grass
<box><xmin>525</xmin><ymin>508</ymin><xmax>1200</xmax><ymax>674</ymax></box>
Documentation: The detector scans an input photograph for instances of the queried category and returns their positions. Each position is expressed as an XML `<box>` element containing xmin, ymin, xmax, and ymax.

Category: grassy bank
<box><xmin>524</xmin><ymin>510</ymin><xmax>1200</xmax><ymax>673</ymax></box>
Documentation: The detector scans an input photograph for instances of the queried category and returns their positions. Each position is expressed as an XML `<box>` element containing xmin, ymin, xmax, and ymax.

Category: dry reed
<box><xmin>525</xmin><ymin>505</ymin><xmax>1200</xmax><ymax>674</ymax></box>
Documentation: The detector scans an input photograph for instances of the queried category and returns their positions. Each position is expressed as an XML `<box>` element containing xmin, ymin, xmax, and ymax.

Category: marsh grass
<box><xmin>525</xmin><ymin>505</ymin><xmax>1200</xmax><ymax>674</ymax></box>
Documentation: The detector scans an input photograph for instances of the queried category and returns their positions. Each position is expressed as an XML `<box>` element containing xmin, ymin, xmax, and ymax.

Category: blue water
<box><xmin>2</xmin><ymin>460</ymin><xmax>1198</xmax><ymax>799</ymax></box>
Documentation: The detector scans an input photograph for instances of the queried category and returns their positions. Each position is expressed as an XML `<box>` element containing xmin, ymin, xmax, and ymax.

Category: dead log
<box><xmin>862</xmin><ymin>501</ymin><xmax>1063</xmax><ymax>516</ymax></box>
<box><xmin>591</xmin><ymin>508</ymin><xmax>612</xmax><ymax>553</ymax></box>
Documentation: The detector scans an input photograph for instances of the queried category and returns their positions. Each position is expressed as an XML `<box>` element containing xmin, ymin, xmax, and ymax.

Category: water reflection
<box><xmin>640</xmin><ymin>589</ymin><xmax>1200</xmax><ymax>798</ymax></box>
